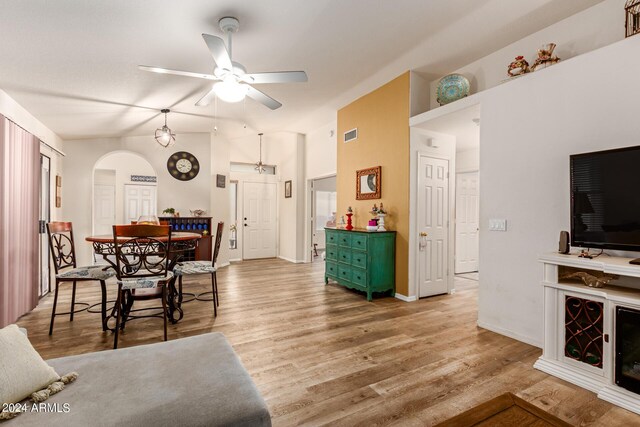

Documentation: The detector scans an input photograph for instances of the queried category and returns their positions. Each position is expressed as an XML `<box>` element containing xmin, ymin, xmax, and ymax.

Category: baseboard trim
<box><xmin>477</xmin><ymin>320</ymin><xmax>542</xmax><ymax>348</ymax></box>
<box><xmin>278</xmin><ymin>256</ymin><xmax>305</xmax><ymax>264</ymax></box>
<box><xmin>534</xmin><ymin>358</ymin><xmax>605</xmax><ymax>394</ymax></box>
<box><xmin>394</xmin><ymin>293</ymin><xmax>417</xmax><ymax>302</ymax></box>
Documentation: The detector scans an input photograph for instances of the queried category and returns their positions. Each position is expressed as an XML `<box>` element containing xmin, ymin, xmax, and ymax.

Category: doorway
<box><xmin>124</xmin><ymin>184</ymin><xmax>158</xmax><ymax>224</ymax></box>
<box><xmin>92</xmin><ymin>151</ymin><xmax>156</xmax><ymax>234</ymax></box>
<box><xmin>417</xmin><ymin>154</ymin><xmax>450</xmax><ymax>298</ymax></box>
<box><xmin>455</xmin><ymin>171</ymin><xmax>479</xmax><ymax>274</ymax></box>
<box><xmin>242</xmin><ymin>181</ymin><xmax>277</xmax><ymax>259</ymax></box>
<box><xmin>310</xmin><ymin>175</ymin><xmax>336</xmax><ymax>262</ymax></box>
<box><xmin>38</xmin><ymin>154</ymin><xmax>51</xmax><ymax>297</ymax></box>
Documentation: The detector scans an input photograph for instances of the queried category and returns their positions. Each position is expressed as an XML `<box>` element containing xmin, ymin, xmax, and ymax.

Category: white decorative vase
<box><xmin>377</xmin><ymin>214</ymin><xmax>387</xmax><ymax>231</ymax></box>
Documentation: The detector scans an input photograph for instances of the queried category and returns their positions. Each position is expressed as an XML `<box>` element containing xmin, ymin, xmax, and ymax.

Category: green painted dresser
<box><xmin>324</xmin><ymin>228</ymin><xmax>396</xmax><ymax>301</ymax></box>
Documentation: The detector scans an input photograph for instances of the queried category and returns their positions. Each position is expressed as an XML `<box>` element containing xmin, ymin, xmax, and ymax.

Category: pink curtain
<box><xmin>0</xmin><ymin>114</ymin><xmax>40</xmax><ymax>328</ymax></box>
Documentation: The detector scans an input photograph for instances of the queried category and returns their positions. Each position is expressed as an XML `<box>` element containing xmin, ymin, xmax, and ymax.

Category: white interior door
<box><xmin>93</xmin><ymin>184</ymin><xmax>115</xmax><ymax>235</ymax></box>
<box><xmin>243</xmin><ymin>182</ymin><xmax>277</xmax><ymax>259</ymax></box>
<box><xmin>124</xmin><ymin>184</ymin><xmax>157</xmax><ymax>224</ymax></box>
<box><xmin>418</xmin><ymin>155</ymin><xmax>450</xmax><ymax>297</ymax></box>
<box><xmin>455</xmin><ymin>172</ymin><xmax>479</xmax><ymax>274</ymax></box>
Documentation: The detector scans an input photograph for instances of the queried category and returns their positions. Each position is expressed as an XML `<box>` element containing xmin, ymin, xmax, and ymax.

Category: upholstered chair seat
<box><xmin>118</xmin><ymin>271</ymin><xmax>174</xmax><ymax>290</ymax></box>
<box><xmin>56</xmin><ymin>265</ymin><xmax>115</xmax><ymax>281</ymax></box>
<box><xmin>173</xmin><ymin>261</ymin><xmax>217</xmax><ymax>276</ymax></box>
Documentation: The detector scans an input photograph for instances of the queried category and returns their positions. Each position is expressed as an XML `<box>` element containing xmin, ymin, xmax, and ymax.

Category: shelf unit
<box><xmin>159</xmin><ymin>216</ymin><xmax>212</xmax><ymax>261</ymax></box>
<box><xmin>536</xmin><ymin>252</ymin><xmax>640</xmax><ymax>415</ymax></box>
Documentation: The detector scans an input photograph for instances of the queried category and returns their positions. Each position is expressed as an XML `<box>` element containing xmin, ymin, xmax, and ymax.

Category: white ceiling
<box><xmin>0</xmin><ymin>0</ymin><xmax>602</xmax><ymax>140</ymax></box>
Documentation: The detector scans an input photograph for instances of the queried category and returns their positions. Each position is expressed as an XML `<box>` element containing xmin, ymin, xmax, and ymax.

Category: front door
<box><xmin>417</xmin><ymin>155</ymin><xmax>450</xmax><ymax>297</ymax></box>
<box><xmin>455</xmin><ymin>172</ymin><xmax>479</xmax><ymax>273</ymax></box>
<box><xmin>243</xmin><ymin>182</ymin><xmax>277</xmax><ymax>259</ymax></box>
<box><xmin>124</xmin><ymin>184</ymin><xmax>157</xmax><ymax>224</ymax></box>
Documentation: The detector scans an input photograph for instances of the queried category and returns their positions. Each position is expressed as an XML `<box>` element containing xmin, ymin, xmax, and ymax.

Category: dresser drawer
<box><xmin>325</xmin><ymin>244</ymin><xmax>338</xmax><ymax>261</ymax></box>
<box><xmin>351</xmin><ymin>234</ymin><xmax>368</xmax><ymax>251</ymax></box>
<box><xmin>351</xmin><ymin>268</ymin><xmax>367</xmax><ymax>287</ymax></box>
<box><xmin>351</xmin><ymin>252</ymin><xmax>367</xmax><ymax>269</ymax></box>
<box><xmin>326</xmin><ymin>231</ymin><xmax>338</xmax><ymax>245</ymax></box>
<box><xmin>338</xmin><ymin>265</ymin><xmax>352</xmax><ymax>282</ymax></box>
<box><xmin>337</xmin><ymin>249</ymin><xmax>352</xmax><ymax>264</ymax></box>
<box><xmin>326</xmin><ymin>262</ymin><xmax>338</xmax><ymax>278</ymax></box>
<box><xmin>338</xmin><ymin>233</ymin><xmax>352</xmax><ymax>248</ymax></box>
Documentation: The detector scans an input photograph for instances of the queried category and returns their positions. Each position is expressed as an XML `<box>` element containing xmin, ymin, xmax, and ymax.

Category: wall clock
<box><xmin>167</xmin><ymin>151</ymin><xmax>200</xmax><ymax>181</ymax></box>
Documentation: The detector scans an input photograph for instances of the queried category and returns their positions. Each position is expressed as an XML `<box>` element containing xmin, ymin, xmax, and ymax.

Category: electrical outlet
<box><xmin>489</xmin><ymin>219</ymin><xmax>507</xmax><ymax>231</ymax></box>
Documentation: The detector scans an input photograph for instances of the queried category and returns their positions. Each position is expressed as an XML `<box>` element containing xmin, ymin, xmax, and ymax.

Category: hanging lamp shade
<box><xmin>155</xmin><ymin>109</ymin><xmax>176</xmax><ymax>148</ymax></box>
<box><xmin>255</xmin><ymin>133</ymin><xmax>266</xmax><ymax>174</ymax></box>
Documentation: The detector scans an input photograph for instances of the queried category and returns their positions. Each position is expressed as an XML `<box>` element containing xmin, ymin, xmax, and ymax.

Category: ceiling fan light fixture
<box><xmin>154</xmin><ymin>109</ymin><xmax>176</xmax><ymax>148</ymax></box>
<box><xmin>213</xmin><ymin>79</ymin><xmax>248</xmax><ymax>103</ymax></box>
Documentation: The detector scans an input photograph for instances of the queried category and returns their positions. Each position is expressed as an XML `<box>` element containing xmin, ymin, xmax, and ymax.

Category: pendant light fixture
<box><xmin>255</xmin><ymin>133</ymin><xmax>266</xmax><ymax>174</ymax></box>
<box><xmin>155</xmin><ymin>109</ymin><xmax>176</xmax><ymax>148</ymax></box>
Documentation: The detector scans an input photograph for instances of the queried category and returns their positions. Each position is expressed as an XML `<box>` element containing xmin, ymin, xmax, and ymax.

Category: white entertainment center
<box><xmin>536</xmin><ymin>252</ymin><xmax>640</xmax><ymax>415</ymax></box>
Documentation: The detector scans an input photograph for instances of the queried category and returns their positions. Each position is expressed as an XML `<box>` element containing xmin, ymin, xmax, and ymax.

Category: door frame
<box><xmin>39</xmin><ymin>153</ymin><xmax>51</xmax><ymax>297</ymax></box>
<box><xmin>305</xmin><ymin>173</ymin><xmax>337</xmax><ymax>263</ymax></box>
<box><xmin>454</xmin><ymin>170</ymin><xmax>480</xmax><ymax>274</ymax></box>
<box><xmin>414</xmin><ymin>151</ymin><xmax>454</xmax><ymax>299</ymax></box>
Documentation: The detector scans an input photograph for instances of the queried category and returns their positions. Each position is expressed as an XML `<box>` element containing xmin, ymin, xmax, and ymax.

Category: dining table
<box><xmin>85</xmin><ymin>231</ymin><xmax>202</xmax><ymax>324</ymax></box>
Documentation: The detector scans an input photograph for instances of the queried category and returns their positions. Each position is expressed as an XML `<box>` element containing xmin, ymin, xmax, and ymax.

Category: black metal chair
<box><xmin>47</xmin><ymin>221</ymin><xmax>115</xmax><ymax>335</ymax></box>
<box><xmin>173</xmin><ymin>222</ymin><xmax>224</xmax><ymax>317</ymax></box>
<box><xmin>112</xmin><ymin>224</ymin><xmax>174</xmax><ymax>349</ymax></box>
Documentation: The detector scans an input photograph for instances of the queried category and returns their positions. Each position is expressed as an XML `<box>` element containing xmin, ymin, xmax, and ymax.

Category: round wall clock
<box><xmin>167</xmin><ymin>151</ymin><xmax>200</xmax><ymax>181</ymax></box>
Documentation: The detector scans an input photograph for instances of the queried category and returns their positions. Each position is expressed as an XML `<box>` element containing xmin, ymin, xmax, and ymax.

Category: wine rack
<box><xmin>159</xmin><ymin>216</ymin><xmax>212</xmax><ymax>261</ymax></box>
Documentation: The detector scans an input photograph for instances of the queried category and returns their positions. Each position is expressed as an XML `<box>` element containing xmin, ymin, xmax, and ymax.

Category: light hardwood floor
<box><xmin>17</xmin><ymin>259</ymin><xmax>640</xmax><ymax>426</ymax></box>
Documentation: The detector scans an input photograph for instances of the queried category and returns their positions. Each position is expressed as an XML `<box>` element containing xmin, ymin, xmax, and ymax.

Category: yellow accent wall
<box><xmin>337</xmin><ymin>72</ymin><xmax>410</xmax><ymax>296</ymax></box>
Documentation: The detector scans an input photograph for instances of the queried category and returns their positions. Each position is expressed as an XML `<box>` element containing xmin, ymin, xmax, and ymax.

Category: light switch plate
<box><xmin>489</xmin><ymin>219</ymin><xmax>507</xmax><ymax>231</ymax></box>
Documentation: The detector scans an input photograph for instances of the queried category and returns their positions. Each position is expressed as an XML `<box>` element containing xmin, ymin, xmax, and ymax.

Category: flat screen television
<box><xmin>570</xmin><ymin>146</ymin><xmax>640</xmax><ymax>251</ymax></box>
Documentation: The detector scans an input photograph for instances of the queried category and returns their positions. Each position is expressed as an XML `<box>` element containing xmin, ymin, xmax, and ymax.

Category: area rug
<box><xmin>435</xmin><ymin>392</ymin><xmax>572</xmax><ymax>426</ymax></box>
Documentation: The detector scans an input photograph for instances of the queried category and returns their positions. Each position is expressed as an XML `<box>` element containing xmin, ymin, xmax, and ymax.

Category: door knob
<box><xmin>420</xmin><ymin>232</ymin><xmax>428</xmax><ymax>237</ymax></box>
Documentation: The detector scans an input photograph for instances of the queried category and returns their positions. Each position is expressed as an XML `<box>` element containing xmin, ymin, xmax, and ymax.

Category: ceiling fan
<box><xmin>139</xmin><ymin>16</ymin><xmax>307</xmax><ymax>110</ymax></box>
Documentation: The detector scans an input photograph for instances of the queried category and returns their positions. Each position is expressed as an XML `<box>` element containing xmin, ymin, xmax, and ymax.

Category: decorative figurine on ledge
<box><xmin>345</xmin><ymin>206</ymin><xmax>354</xmax><ymax>231</ymax></box>
<box><xmin>530</xmin><ymin>43</ymin><xmax>560</xmax><ymax>72</ymax></box>
<box><xmin>339</xmin><ymin>215</ymin><xmax>346</xmax><ymax>229</ymax></box>
<box><xmin>507</xmin><ymin>56</ymin><xmax>530</xmax><ymax>77</ymax></box>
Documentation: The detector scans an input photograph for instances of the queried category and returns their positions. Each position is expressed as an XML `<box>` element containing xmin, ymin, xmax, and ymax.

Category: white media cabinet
<box><xmin>536</xmin><ymin>252</ymin><xmax>640</xmax><ymax>415</ymax></box>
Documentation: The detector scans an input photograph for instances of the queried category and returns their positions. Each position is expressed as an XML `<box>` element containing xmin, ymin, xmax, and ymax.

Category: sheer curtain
<box><xmin>0</xmin><ymin>114</ymin><xmax>40</xmax><ymax>328</ymax></box>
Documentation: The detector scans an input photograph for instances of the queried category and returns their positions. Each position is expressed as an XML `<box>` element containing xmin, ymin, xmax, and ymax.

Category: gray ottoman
<box><xmin>11</xmin><ymin>333</ymin><xmax>271</xmax><ymax>427</ymax></box>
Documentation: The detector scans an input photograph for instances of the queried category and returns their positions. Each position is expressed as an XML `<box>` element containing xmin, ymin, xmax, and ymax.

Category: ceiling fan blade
<box><xmin>138</xmin><ymin>65</ymin><xmax>218</xmax><ymax>80</ymax></box>
<box><xmin>202</xmin><ymin>34</ymin><xmax>232</xmax><ymax>71</ymax></box>
<box><xmin>242</xmin><ymin>71</ymin><xmax>308</xmax><ymax>84</ymax></box>
<box><xmin>195</xmin><ymin>87</ymin><xmax>217</xmax><ymax>107</ymax></box>
<box><xmin>246</xmin><ymin>86</ymin><xmax>282</xmax><ymax>110</ymax></box>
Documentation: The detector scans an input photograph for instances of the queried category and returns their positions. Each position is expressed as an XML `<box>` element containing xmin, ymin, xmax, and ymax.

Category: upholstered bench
<box><xmin>10</xmin><ymin>333</ymin><xmax>271</xmax><ymax>427</ymax></box>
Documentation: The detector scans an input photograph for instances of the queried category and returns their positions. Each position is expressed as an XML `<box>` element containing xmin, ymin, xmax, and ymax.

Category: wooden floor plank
<box><xmin>16</xmin><ymin>259</ymin><xmax>640</xmax><ymax>426</ymax></box>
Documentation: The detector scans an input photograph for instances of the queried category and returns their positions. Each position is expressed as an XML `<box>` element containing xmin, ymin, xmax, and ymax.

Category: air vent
<box><xmin>344</xmin><ymin>128</ymin><xmax>358</xmax><ymax>143</ymax></box>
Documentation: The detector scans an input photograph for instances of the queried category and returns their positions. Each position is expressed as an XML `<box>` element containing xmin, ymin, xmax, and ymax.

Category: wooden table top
<box><xmin>85</xmin><ymin>232</ymin><xmax>202</xmax><ymax>243</ymax></box>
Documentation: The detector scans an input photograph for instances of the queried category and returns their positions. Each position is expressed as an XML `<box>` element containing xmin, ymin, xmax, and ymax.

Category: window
<box><xmin>230</xmin><ymin>162</ymin><xmax>276</xmax><ymax>175</ymax></box>
<box><xmin>229</xmin><ymin>181</ymin><xmax>238</xmax><ymax>249</ymax></box>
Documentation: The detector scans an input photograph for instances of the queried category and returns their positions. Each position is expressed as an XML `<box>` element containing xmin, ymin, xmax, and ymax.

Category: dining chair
<box><xmin>46</xmin><ymin>222</ymin><xmax>115</xmax><ymax>335</ymax></box>
<box><xmin>111</xmin><ymin>224</ymin><xmax>173</xmax><ymax>349</ymax></box>
<box><xmin>173</xmin><ymin>222</ymin><xmax>224</xmax><ymax>317</ymax></box>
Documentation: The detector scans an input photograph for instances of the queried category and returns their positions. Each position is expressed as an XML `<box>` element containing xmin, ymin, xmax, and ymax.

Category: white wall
<box><xmin>477</xmin><ymin>35</ymin><xmax>640</xmax><ymax>347</ymax></box>
<box><xmin>456</xmin><ymin>148</ymin><xmax>480</xmax><ymax>173</ymax></box>
<box><xmin>429</xmin><ymin>0</ymin><xmax>626</xmax><ymax>109</ymax></box>
<box><xmin>94</xmin><ymin>152</ymin><xmax>156</xmax><ymax>225</ymax></box>
<box><xmin>408</xmin><ymin>128</ymin><xmax>457</xmax><ymax>300</ymax></box>
<box><xmin>210</xmin><ymin>133</ymin><xmax>231</xmax><ymax>267</ymax></box>
<box><xmin>63</xmin><ymin>133</ymin><xmax>211</xmax><ymax>265</ymax></box>
<box><xmin>305</xmin><ymin>121</ymin><xmax>337</xmax><ymax>180</ymax></box>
